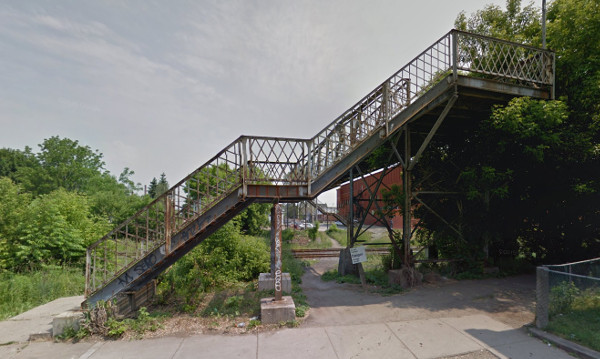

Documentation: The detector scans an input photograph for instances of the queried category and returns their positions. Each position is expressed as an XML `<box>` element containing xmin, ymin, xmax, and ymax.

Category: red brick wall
<box><xmin>337</xmin><ymin>166</ymin><xmax>417</xmax><ymax>229</ymax></box>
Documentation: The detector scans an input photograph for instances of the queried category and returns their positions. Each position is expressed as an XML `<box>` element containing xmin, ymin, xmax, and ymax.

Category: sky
<box><xmin>0</xmin><ymin>0</ymin><xmax>509</xmax><ymax>206</ymax></box>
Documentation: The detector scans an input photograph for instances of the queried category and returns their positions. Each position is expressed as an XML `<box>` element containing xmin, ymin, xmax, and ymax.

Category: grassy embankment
<box><xmin>0</xmin><ymin>266</ymin><xmax>85</xmax><ymax>321</ymax></box>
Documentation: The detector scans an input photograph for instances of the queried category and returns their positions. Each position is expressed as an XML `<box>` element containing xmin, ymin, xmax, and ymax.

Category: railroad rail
<box><xmin>292</xmin><ymin>248</ymin><xmax>390</xmax><ymax>259</ymax></box>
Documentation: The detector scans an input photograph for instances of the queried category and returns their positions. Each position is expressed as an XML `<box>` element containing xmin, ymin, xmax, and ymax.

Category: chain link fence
<box><xmin>536</xmin><ymin>257</ymin><xmax>600</xmax><ymax>328</ymax></box>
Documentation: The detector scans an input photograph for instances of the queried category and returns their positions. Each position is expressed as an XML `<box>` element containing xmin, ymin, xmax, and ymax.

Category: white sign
<box><xmin>350</xmin><ymin>246</ymin><xmax>367</xmax><ymax>264</ymax></box>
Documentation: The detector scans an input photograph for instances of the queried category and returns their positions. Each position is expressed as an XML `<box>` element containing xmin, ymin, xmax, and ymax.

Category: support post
<box><xmin>536</xmin><ymin>266</ymin><xmax>550</xmax><ymax>329</ymax></box>
<box><xmin>164</xmin><ymin>196</ymin><xmax>172</xmax><ymax>255</ymax></box>
<box><xmin>452</xmin><ymin>31</ymin><xmax>458</xmax><ymax>81</ymax></box>
<box><xmin>348</xmin><ymin>168</ymin><xmax>354</xmax><ymax>247</ymax></box>
<box><xmin>272</xmin><ymin>203</ymin><xmax>283</xmax><ymax>301</ymax></box>
<box><xmin>403</xmin><ymin>126</ymin><xmax>412</xmax><ymax>265</ymax></box>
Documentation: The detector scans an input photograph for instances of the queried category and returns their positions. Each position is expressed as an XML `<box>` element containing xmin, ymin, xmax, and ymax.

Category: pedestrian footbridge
<box><xmin>84</xmin><ymin>30</ymin><xmax>554</xmax><ymax>308</ymax></box>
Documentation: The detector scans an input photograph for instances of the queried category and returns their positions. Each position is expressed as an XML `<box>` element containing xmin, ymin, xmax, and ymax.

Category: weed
<box><xmin>0</xmin><ymin>266</ymin><xmax>84</xmax><ymax>320</ymax></box>
<box><xmin>295</xmin><ymin>305</ymin><xmax>309</xmax><ymax>317</ymax></box>
<box><xmin>247</xmin><ymin>319</ymin><xmax>261</xmax><ymax>329</ymax></box>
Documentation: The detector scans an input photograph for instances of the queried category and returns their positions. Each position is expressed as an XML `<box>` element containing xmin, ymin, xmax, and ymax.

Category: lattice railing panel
<box><xmin>456</xmin><ymin>32</ymin><xmax>553</xmax><ymax>85</ymax></box>
<box><xmin>246</xmin><ymin>137</ymin><xmax>308</xmax><ymax>185</ymax></box>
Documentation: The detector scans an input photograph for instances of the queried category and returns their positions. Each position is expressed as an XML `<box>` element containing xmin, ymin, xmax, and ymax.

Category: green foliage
<box><xmin>455</xmin><ymin>0</ymin><xmax>542</xmax><ymax>46</ymax></box>
<box><xmin>0</xmin><ymin>267</ymin><xmax>84</xmax><ymax>320</ymax></box>
<box><xmin>0</xmin><ymin>147</ymin><xmax>38</xmax><ymax>183</ymax></box>
<box><xmin>307</xmin><ymin>222</ymin><xmax>319</xmax><ymax>240</ymax></box>
<box><xmin>325</xmin><ymin>223</ymin><xmax>341</xmax><ymax>234</ymax></box>
<box><xmin>15</xmin><ymin>136</ymin><xmax>105</xmax><ymax>196</ymax></box>
<box><xmin>236</xmin><ymin>203</ymin><xmax>270</xmax><ymax>236</ymax></box>
<box><xmin>282</xmin><ymin>228</ymin><xmax>294</xmax><ymax>242</ymax></box>
<box><xmin>549</xmin><ymin>281</ymin><xmax>580</xmax><ymax>317</ymax></box>
<box><xmin>321</xmin><ymin>269</ymin><xmax>361</xmax><ymax>284</ymax></box>
<box><xmin>13</xmin><ymin>189</ymin><xmax>110</xmax><ymax>270</ymax></box>
<box><xmin>430</xmin><ymin>0</ymin><xmax>600</xmax><ymax>267</ymax></box>
<box><xmin>159</xmin><ymin>223</ymin><xmax>270</xmax><ymax>302</ymax></box>
<box><xmin>547</xmin><ymin>287</ymin><xmax>600</xmax><ymax>351</ymax></box>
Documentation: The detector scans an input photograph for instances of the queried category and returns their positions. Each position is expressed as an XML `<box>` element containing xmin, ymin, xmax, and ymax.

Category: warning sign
<box><xmin>350</xmin><ymin>246</ymin><xmax>367</xmax><ymax>264</ymax></box>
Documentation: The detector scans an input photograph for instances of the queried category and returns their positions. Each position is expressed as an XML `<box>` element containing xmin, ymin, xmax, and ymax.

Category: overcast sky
<box><xmin>0</xmin><ymin>0</ymin><xmax>509</xmax><ymax>206</ymax></box>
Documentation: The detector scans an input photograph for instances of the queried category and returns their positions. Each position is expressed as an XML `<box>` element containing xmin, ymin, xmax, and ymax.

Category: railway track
<box><xmin>291</xmin><ymin>248</ymin><xmax>390</xmax><ymax>259</ymax></box>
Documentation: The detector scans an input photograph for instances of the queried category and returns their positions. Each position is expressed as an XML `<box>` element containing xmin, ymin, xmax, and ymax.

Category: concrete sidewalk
<box><xmin>0</xmin><ymin>314</ymin><xmax>572</xmax><ymax>359</ymax></box>
<box><xmin>0</xmin><ymin>296</ymin><xmax>83</xmax><ymax>343</ymax></box>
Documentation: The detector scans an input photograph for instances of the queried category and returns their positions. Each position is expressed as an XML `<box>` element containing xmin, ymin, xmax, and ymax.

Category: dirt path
<box><xmin>300</xmin><ymin>258</ymin><xmax>536</xmax><ymax>329</ymax></box>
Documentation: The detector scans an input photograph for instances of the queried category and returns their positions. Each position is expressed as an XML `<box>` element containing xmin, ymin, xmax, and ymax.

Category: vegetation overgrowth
<box><xmin>0</xmin><ymin>266</ymin><xmax>84</xmax><ymax>320</ymax></box>
<box><xmin>372</xmin><ymin>0</ymin><xmax>600</xmax><ymax>273</ymax></box>
<box><xmin>547</xmin><ymin>283</ymin><xmax>600</xmax><ymax>351</ymax></box>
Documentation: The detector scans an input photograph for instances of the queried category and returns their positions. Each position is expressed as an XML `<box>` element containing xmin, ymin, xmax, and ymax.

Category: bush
<box><xmin>307</xmin><ymin>222</ymin><xmax>319</xmax><ymax>240</ymax></box>
<box><xmin>326</xmin><ymin>223</ymin><xmax>341</xmax><ymax>235</ymax></box>
<box><xmin>159</xmin><ymin>222</ymin><xmax>270</xmax><ymax>303</ymax></box>
<box><xmin>550</xmin><ymin>281</ymin><xmax>580</xmax><ymax>317</ymax></box>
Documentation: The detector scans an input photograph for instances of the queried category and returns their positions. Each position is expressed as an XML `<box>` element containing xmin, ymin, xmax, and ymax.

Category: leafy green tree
<box><xmin>455</xmin><ymin>0</ymin><xmax>542</xmax><ymax>46</ymax></box>
<box><xmin>235</xmin><ymin>203</ymin><xmax>270</xmax><ymax>236</ymax></box>
<box><xmin>402</xmin><ymin>0</ymin><xmax>600</xmax><ymax>265</ymax></box>
<box><xmin>0</xmin><ymin>148</ymin><xmax>38</xmax><ymax>183</ymax></box>
<box><xmin>118</xmin><ymin>167</ymin><xmax>142</xmax><ymax>194</ymax></box>
<box><xmin>0</xmin><ymin>178</ymin><xmax>31</xmax><ymax>270</ymax></box>
<box><xmin>87</xmin><ymin>173</ymin><xmax>150</xmax><ymax>224</ymax></box>
<box><xmin>0</xmin><ymin>187</ymin><xmax>111</xmax><ymax>271</ymax></box>
<box><xmin>16</xmin><ymin>136</ymin><xmax>105</xmax><ymax>196</ymax></box>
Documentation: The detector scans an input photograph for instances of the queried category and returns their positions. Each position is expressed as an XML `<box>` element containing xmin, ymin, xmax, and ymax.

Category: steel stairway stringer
<box><xmin>83</xmin><ymin>190</ymin><xmax>254</xmax><ymax>308</ymax></box>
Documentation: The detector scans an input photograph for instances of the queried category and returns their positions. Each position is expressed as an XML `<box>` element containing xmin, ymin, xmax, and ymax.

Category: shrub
<box><xmin>307</xmin><ymin>222</ymin><xmax>319</xmax><ymax>240</ymax></box>
<box><xmin>550</xmin><ymin>281</ymin><xmax>580</xmax><ymax>317</ymax></box>
<box><xmin>159</xmin><ymin>222</ymin><xmax>269</xmax><ymax>302</ymax></box>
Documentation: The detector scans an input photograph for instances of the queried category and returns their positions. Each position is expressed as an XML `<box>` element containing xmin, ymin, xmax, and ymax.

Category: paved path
<box><xmin>0</xmin><ymin>296</ymin><xmax>84</xmax><ymax>343</ymax></box>
<box><xmin>0</xmin><ymin>314</ymin><xmax>572</xmax><ymax>358</ymax></box>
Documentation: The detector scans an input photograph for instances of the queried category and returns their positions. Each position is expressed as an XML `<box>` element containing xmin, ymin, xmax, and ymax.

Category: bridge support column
<box><xmin>261</xmin><ymin>203</ymin><xmax>295</xmax><ymax>324</ymax></box>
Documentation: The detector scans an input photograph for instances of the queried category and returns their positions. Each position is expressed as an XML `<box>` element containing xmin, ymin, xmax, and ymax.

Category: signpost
<box><xmin>350</xmin><ymin>246</ymin><xmax>367</xmax><ymax>264</ymax></box>
<box><xmin>350</xmin><ymin>246</ymin><xmax>368</xmax><ymax>289</ymax></box>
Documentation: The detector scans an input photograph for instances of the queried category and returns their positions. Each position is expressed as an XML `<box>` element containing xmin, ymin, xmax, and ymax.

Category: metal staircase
<box><xmin>84</xmin><ymin>30</ymin><xmax>554</xmax><ymax>307</ymax></box>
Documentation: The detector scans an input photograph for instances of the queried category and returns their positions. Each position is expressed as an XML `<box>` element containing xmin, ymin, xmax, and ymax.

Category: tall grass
<box><xmin>0</xmin><ymin>266</ymin><xmax>85</xmax><ymax>320</ymax></box>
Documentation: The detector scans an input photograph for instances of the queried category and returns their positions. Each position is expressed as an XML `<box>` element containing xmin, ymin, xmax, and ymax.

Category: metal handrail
<box><xmin>86</xmin><ymin>29</ymin><xmax>554</xmax><ymax>297</ymax></box>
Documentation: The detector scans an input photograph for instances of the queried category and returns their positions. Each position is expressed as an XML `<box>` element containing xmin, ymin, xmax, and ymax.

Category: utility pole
<box><xmin>542</xmin><ymin>0</ymin><xmax>547</xmax><ymax>49</ymax></box>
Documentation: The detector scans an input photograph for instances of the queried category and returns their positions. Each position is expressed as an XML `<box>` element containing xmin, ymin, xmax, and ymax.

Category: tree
<box><xmin>156</xmin><ymin>172</ymin><xmax>169</xmax><ymax>197</ymax></box>
<box><xmin>1</xmin><ymin>188</ymin><xmax>111</xmax><ymax>271</ymax></box>
<box><xmin>16</xmin><ymin>136</ymin><xmax>105</xmax><ymax>196</ymax></box>
<box><xmin>148</xmin><ymin>177</ymin><xmax>158</xmax><ymax>198</ymax></box>
<box><xmin>403</xmin><ymin>0</ymin><xmax>600</xmax><ymax>265</ymax></box>
<box><xmin>235</xmin><ymin>203</ymin><xmax>270</xmax><ymax>236</ymax></box>
<box><xmin>0</xmin><ymin>178</ymin><xmax>31</xmax><ymax>270</ymax></box>
<box><xmin>0</xmin><ymin>147</ymin><xmax>38</xmax><ymax>183</ymax></box>
<box><xmin>455</xmin><ymin>0</ymin><xmax>542</xmax><ymax>46</ymax></box>
<box><xmin>118</xmin><ymin>167</ymin><xmax>142</xmax><ymax>194</ymax></box>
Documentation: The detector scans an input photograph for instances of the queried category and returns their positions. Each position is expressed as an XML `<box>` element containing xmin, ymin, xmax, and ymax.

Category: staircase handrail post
<box><xmin>383</xmin><ymin>81</ymin><xmax>391</xmax><ymax>137</ymax></box>
<box><xmin>306</xmin><ymin>139</ymin><xmax>313</xmax><ymax>194</ymax></box>
<box><xmin>240</xmin><ymin>137</ymin><xmax>248</xmax><ymax>197</ymax></box>
<box><xmin>451</xmin><ymin>30</ymin><xmax>458</xmax><ymax>81</ymax></box>
<box><xmin>85</xmin><ymin>249</ymin><xmax>91</xmax><ymax>297</ymax></box>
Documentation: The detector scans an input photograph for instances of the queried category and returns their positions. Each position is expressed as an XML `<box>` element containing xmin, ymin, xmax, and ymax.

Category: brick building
<box><xmin>337</xmin><ymin>166</ymin><xmax>417</xmax><ymax>229</ymax></box>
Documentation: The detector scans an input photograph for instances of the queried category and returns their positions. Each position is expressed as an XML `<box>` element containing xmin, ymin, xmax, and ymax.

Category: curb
<box><xmin>528</xmin><ymin>327</ymin><xmax>600</xmax><ymax>359</ymax></box>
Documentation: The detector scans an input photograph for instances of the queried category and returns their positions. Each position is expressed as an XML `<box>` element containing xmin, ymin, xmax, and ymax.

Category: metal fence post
<box><xmin>536</xmin><ymin>266</ymin><xmax>550</xmax><ymax>328</ymax></box>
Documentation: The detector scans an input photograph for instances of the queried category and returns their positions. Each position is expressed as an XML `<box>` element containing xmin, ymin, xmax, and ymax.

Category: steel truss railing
<box><xmin>86</xmin><ymin>30</ymin><xmax>554</xmax><ymax>297</ymax></box>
